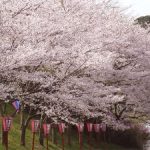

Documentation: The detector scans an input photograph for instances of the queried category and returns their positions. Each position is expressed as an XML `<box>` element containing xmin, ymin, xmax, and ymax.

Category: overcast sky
<box><xmin>96</xmin><ymin>0</ymin><xmax>150</xmax><ymax>17</ymax></box>
<box><xmin>114</xmin><ymin>0</ymin><xmax>150</xmax><ymax>17</ymax></box>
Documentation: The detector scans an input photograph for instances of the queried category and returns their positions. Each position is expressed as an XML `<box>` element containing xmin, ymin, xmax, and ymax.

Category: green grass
<box><xmin>0</xmin><ymin>105</ymin><xmax>135</xmax><ymax>150</ymax></box>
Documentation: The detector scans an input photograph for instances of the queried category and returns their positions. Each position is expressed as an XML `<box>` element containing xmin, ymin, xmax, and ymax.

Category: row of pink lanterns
<box><xmin>31</xmin><ymin>120</ymin><xmax>107</xmax><ymax>150</ymax></box>
<box><xmin>31</xmin><ymin>121</ymin><xmax>106</xmax><ymax>134</ymax></box>
<box><xmin>1</xmin><ymin>100</ymin><xmax>107</xmax><ymax>150</ymax></box>
<box><xmin>76</xmin><ymin>123</ymin><xmax>107</xmax><ymax>150</ymax></box>
<box><xmin>31</xmin><ymin>120</ymin><xmax>66</xmax><ymax>150</ymax></box>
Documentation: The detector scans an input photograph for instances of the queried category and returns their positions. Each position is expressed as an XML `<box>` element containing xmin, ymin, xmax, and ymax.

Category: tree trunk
<box><xmin>20</xmin><ymin>125</ymin><xmax>27</xmax><ymax>146</ymax></box>
<box><xmin>54</xmin><ymin>127</ymin><xmax>57</xmax><ymax>145</ymax></box>
<box><xmin>51</xmin><ymin>127</ymin><xmax>57</xmax><ymax>145</ymax></box>
<box><xmin>39</xmin><ymin>129</ymin><xmax>44</xmax><ymax>146</ymax></box>
<box><xmin>20</xmin><ymin>113</ymin><xmax>41</xmax><ymax>146</ymax></box>
<box><xmin>20</xmin><ymin>104</ymin><xmax>26</xmax><ymax>146</ymax></box>
<box><xmin>3</xmin><ymin>131</ymin><xmax>8</xmax><ymax>150</ymax></box>
<box><xmin>39</xmin><ymin>116</ymin><xmax>44</xmax><ymax>146</ymax></box>
<box><xmin>67</xmin><ymin>125</ymin><xmax>71</xmax><ymax>146</ymax></box>
<box><xmin>51</xmin><ymin>127</ymin><xmax>54</xmax><ymax>143</ymax></box>
<box><xmin>20</xmin><ymin>104</ymin><xmax>41</xmax><ymax>146</ymax></box>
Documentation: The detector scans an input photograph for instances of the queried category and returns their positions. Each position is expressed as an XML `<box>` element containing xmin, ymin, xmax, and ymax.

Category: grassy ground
<box><xmin>0</xmin><ymin>105</ymin><xmax>136</xmax><ymax>150</ymax></box>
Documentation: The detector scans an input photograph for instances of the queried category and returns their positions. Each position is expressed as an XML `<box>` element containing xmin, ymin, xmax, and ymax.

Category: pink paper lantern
<box><xmin>76</xmin><ymin>123</ymin><xmax>84</xmax><ymax>133</ymax></box>
<box><xmin>87</xmin><ymin>123</ymin><xmax>93</xmax><ymax>132</ymax></box>
<box><xmin>31</xmin><ymin>120</ymin><xmax>40</xmax><ymax>133</ymax></box>
<box><xmin>58</xmin><ymin>123</ymin><xmax>65</xmax><ymax>134</ymax></box>
<box><xmin>2</xmin><ymin>117</ymin><xmax>12</xmax><ymax>132</ymax></box>
<box><xmin>43</xmin><ymin>124</ymin><xmax>51</xmax><ymax>136</ymax></box>
<box><xmin>94</xmin><ymin>124</ymin><xmax>100</xmax><ymax>133</ymax></box>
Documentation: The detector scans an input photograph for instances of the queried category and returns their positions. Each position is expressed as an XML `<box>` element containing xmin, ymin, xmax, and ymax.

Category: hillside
<box><xmin>0</xmin><ymin>106</ymin><xmax>137</xmax><ymax>150</ymax></box>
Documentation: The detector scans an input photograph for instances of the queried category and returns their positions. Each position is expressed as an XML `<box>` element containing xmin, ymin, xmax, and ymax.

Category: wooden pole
<box><xmin>53</xmin><ymin>127</ymin><xmax>57</xmax><ymax>145</ymax></box>
<box><xmin>46</xmin><ymin>135</ymin><xmax>49</xmax><ymax>150</ymax></box>
<box><xmin>79</xmin><ymin>132</ymin><xmax>82</xmax><ymax>150</ymax></box>
<box><xmin>2</xmin><ymin>126</ymin><xmax>4</xmax><ymax>145</ymax></box>
<box><xmin>104</xmin><ymin>132</ymin><xmax>107</xmax><ymax>150</ymax></box>
<box><xmin>96</xmin><ymin>131</ymin><xmax>100</xmax><ymax>149</ymax></box>
<box><xmin>4</xmin><ymin>131</ymin><xmax>8</xmax><ymax>150</ymax></box>
<box><xmin>62</xmin><ymin>133</ymin><xmax>64</xmax><ymax>150</ymax></box>
<box><xmin>2</xmin><ymin>119</ymin><xmax>6</xmax><ymax>149</ymax></box>
<box><xmin>32</xmin><ymin>132</ymin><xmax>35</xmax><ymax>150</ymax></box>
<box><xmin>67</xmin><ymin>125</ymin><xmax>71</xmax><ymax>146</ymax></box>
<box><xmin>88</xmin><ymin>132</ymin><xmax>91</xmax><ymax>150</ymax></box>
<box><xmin>2</xmin><ymin>126</ymin><xmax>8</xmax><ymax>150</ymax></box>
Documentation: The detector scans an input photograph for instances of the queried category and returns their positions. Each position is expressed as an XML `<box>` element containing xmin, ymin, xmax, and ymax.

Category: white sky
<box><xmin>96</xmin><ymin>0</ymin><xmax>150</xmax><ymax>17</ymax></box>
<box><xmin>114</xmin><ymin>0</ymin><xmax>150</xmax><ymax>17</ymax></box>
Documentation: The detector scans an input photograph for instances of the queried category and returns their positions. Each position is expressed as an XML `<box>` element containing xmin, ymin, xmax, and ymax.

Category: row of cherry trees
<box><xmin>0</xmin><ymin>0</ymin><xmax>150</xmax><ymax>146</ymax></box>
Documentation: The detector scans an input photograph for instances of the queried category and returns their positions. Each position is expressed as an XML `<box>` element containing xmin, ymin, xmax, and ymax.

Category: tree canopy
<box><xmin>0</xmin><ymin>0</ymin><xmax>150</xmax><ymax>130</ymax></box>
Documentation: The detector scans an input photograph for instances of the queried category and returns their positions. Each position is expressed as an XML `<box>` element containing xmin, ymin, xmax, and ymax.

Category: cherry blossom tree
<box><xmin>0</xmin><ymin>0</ymin><xmax>150</xmax><ymax>146</ymax></box>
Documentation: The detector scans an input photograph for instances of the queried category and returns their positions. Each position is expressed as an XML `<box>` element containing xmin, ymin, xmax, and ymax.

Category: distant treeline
<box><xmin>135</xmin><ymin>15</ymin><xmax>150</xmax><ymax>28</ymax></box>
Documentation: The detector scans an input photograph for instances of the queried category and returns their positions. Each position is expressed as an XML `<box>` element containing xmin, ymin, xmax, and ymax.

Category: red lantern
<box><xmin>58</xmin><ymin>123</ymin><xmax>65</xmax><ymax>134</ymax></box>
<box><xmin>31</xmin><ymin>120</ymin><xmax>40</xmax><ymax>133</ymax></box>
<box><xmin>87</xmin><ymin>123</ymin><xmax>93</xmax><ymax>132</ymax></box>
<box><xmin>76</xmin><ymin>123</ymin><xmax>84</xmax><ymax>133</ymax></box>
<box><xmin>43</xmin><ymin>124</ymin><xmax>51</xmax><ymax>136</ymax></box>
<box><xmin>94</xmin><ymin>124</ymin><xmax>100</xmax><ymax>133</ymax></box>
<box><xmin>2</xmin><ymin>117</ymin><xmax>12</xmax><ymax>132</ymax></box>
<box><xmin>101</xmin><ymin>123</ymin><xmax>107</xmax><ymax>132</ymax></box>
